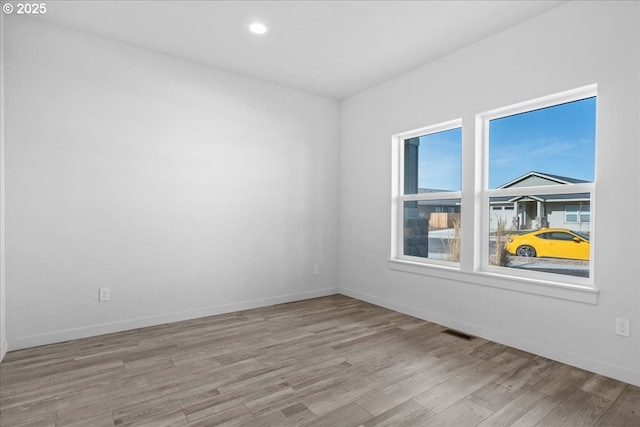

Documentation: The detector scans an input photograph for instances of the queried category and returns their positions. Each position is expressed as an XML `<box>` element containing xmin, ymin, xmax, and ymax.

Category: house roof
<box><xmin>508</xmin><ymin>193</ymin><xmax>590</xmax><ymax>203</ymax></box>
<box><xmin>490</xmin><ymin>171</ymin><xmax>590</xmax><ymax>204</ymax></box>
<box><xmin>417</xmin><ymin>172</ymin><xmax>590</xmax><ymax>203</ymax></box>
<box><xmin>417</xmin><ymin>188</ymin><xmax>455</xmax><ymax>194</ymax></box>
<box><xmin>498</xmin><ymin>171</ymin><xmax>590</xmax><ymax>189</ymax></box>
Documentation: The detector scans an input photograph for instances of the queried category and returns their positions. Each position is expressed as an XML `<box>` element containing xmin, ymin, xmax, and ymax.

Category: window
<box><xmin>482</xmin><ymin>86</ymin><xmax>596</xmax><ymax>281</ymax></box>
<box><xmin>565</xmin><ymin>204</ymin><xmax>590</xmax><ymax>223</ymax></box>
<box><xmin>390</xmin><ymin>85</ymin><xmax>598</xmax><ymax>302</ymax></box>
<box><xmin>393</xmin><ymin>120</ymin><xmax>462</xmax><ymax>265</ymax></box>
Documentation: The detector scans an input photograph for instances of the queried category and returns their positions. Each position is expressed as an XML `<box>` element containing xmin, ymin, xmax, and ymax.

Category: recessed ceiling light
<box><xmin>249</xmin><ymin>22</ymin><xmax>268</xmax><ymax>35</ymax></box>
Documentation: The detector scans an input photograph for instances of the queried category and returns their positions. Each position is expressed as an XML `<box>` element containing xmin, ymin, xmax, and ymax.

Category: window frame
<box><xmin>391</xmin><ymin>119</ymin><xmax>462</xmax><ymax>268</ymax></box>
<box><xmin>478</xmin><ymin>85</ymin><xmax>597</xmax><ymax>287</ymax></box>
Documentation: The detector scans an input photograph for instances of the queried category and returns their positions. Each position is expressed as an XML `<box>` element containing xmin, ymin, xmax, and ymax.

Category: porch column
<box><xmin>404</xmin><ymin>138</ymin><xmax>419</xmax><ymax>197</ymax></box>
<box><xmin>536</xmin><ymin>200</ymin><xmax>543</xmax><ymax>229</ymax></box>
<box><xmin>403</xmin><ymin>138</ymin><xmax>428</xmax><ymax>256</ymax></box>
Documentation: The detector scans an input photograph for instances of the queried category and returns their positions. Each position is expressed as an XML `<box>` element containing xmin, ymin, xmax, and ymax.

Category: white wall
<box><xmin>1</xmin><ymin>11</ymin><xmax>7</xmax><ymax>361</ymax></box>
<box><xmin>3</xmin><ymin>1</ymin><xmax>640</xmax><ymax>389</ymax></box>
<box><xmin>3</xmin><ymin>16</ymin><xmax>340</xmax><ymax>350</ymax></box>
<box><xmin>339</xmin><ymin>1</ymin><xmax>640</xmax><ymax>386</ymax></box>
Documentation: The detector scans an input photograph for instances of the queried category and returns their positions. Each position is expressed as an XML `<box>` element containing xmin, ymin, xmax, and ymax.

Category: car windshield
<box><xmin>573</xmin><ymin>231</ymin><xmax>590</xmax><ymax>241</ymax></box>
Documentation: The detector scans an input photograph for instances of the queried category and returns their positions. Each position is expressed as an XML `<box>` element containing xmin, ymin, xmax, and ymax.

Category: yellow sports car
<box><xmin>505</xmin><ymin>228</ymin><xmax>590</xmax><ymax>260</ymax></box>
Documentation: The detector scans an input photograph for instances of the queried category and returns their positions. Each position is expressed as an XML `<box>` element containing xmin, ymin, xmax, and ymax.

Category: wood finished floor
<box><xmin>1</xmin><ymin>295</ymin><xmax>638</xmax><ymax>427</ymax></box>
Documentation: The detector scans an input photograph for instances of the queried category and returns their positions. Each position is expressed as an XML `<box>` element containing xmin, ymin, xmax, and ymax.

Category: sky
<box><xmin>417</xmin><ymin>127</ymin><xmax>462</xmax><ymax>191</ymax></box>
<box><xmin>415</xmin><ymin>97</ymin><xmax>596</xmax><ymax>191</ymax></box>
<box><xmin>488</xmin><ymin>96</ymin><xmax>596</xmax><ymax>188</ymax></box>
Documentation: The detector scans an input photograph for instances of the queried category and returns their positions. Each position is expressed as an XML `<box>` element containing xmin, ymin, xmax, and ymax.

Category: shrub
<box><xmin>447</xmin><ymin>217</ymin><xmax>461</xmax><ymax>262</ymax></box>
<box><xmin>491</xmin><ymin>217</ymin><xmax>510</xmax><ymax>267</ymax></box>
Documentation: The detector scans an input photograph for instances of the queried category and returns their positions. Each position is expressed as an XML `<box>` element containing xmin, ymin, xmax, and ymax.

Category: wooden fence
<box><xmin>429</xmin><ymin>213</ymin><xmax>460</xmax><ymax>229</ymax></box>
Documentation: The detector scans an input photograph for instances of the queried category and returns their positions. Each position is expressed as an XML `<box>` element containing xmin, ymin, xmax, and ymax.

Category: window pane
<box><xmin>488</xmin><ymin>97</ymin><xmax>596</xmax><ymax>190</ymax></box>
<box><xmin>488</xmin><ymin>194</ymin><xmax>590</xmax><ymax>278</ymax></box>
<box><xmin>579</xmin><ymin>205</ymin><xmax>591</xmax><ymax>223</ymax></box>
<box><xmin>404</xmin><ymin>199</ymin><xmax>461</xmax><ymax>261</ymax></box>
<box><xmin>404</xmin><ymin>127</ymin><xmax>461</xmax><ymax>195</ymax></box>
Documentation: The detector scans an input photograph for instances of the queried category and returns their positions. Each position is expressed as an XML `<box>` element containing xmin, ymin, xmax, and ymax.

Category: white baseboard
<box><xmin>8</xmin><ymin>287</ymin><xmax>338</xmax><ymax>351</ymax></box>
<box><xmin>339</xmin><ymin>288</ymin><xmax>640</xmax><ymax>387</ymax></box>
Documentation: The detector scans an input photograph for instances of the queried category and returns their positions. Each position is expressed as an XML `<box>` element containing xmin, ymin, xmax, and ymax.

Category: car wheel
<box><xmin>516</xmin><ymin>245</ymin><xmax>536</xmax><ymax>257</ymax></box>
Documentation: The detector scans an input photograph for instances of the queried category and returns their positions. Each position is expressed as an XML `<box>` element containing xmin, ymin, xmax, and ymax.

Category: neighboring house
<box><xmin>415</xmin><ymin>189</ymin><xmax>461</xmax><ymax>229</ymax></box>
<box><xmin>490</xmin><ymin>171</ymin><xmax>591</xmax><ymax>232</ymax></box>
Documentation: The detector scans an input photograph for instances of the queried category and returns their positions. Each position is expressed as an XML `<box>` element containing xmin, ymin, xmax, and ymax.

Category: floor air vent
<box><xmin>442</xmin><ymin>329</ymin><xmax>474</xmax><ymax>340</ymax></box>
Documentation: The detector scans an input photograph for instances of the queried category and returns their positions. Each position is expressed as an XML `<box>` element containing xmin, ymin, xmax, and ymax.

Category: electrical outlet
<box><xmin>99</xmin><ymin>287</ymin><xmax>110</xmax><ymax>302</ymax></box>
<box><xmin>313</xmin><ymin>265</ymin><xmax>320</xmax><ymax>275</ymax></box>
<box><xmin>615</xmin><ymin>318</ymin><xmax>629</xmax><ymax>337</ymax></box>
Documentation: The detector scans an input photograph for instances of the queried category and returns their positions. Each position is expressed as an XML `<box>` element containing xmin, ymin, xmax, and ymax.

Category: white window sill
<box><xmin>388</xmin><ymin>259</ymin><xmax>599</xmax><ymax>304</ymax></box>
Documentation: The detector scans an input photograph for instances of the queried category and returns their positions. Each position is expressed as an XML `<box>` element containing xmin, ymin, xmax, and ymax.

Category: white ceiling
<box><xmin>32</xmin><ymin>0</ymin><xmax>566</xmax><ymax>100</ymax></box>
